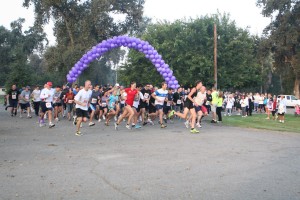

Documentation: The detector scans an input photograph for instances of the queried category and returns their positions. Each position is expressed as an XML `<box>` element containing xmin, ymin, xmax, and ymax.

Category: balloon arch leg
<box><xmin>66</xmin><ymin>35</ymin><xmax>179</xmax><ymax>89</ymax></box>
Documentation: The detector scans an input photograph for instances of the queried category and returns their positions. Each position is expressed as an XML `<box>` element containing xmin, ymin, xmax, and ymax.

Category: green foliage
<box><xmin>257</xmin><ymin>0</ymin><xmax>300</xmax><ymax>97</ymax></box>
<box><xmin>120</xmin><ymin>14</ymin><xmax>262</xmax><ymax>90</ymax></box>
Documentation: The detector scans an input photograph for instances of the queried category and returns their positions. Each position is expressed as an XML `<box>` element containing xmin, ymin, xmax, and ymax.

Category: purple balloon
<box><xmin>174</xmin><ymin>80</ymin><xmax>178</xmax><ymax>85</ymax></box>
<box><xmin>165</xmin><ymin>77</ymin><xmax>170</xmax><ymax>82</ymax></box>
<box><xmin>163</xmin><ymin>73</ymin><xmax>168</xmax><ymax>77</ymax></box>
<box><xmin>168</xmin><ymin>80</ymin><xmax>173</xmax><ymax>85</ymax></box>
<box><xmin>171</xmin><ymin>76</ymin><xmax>176</xmax><ymax>81</ymax></box>
<box><xmin>155</xmin><ymin>64</ymin><xmax>160</xmax><ymax>68</ymax></box>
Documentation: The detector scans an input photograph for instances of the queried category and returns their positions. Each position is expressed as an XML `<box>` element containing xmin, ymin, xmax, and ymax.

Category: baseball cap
<box><xmin>115</xmin><ymin>83</ymin><xmax>120</xmax><ymax>87</ymax></box>
<box><xmin>47</xmin><ymin>82</ymin><xmax>53</xmax><ymax>86</ymax></box>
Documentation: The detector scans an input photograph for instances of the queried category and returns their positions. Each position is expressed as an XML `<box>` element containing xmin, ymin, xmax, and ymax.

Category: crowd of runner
<box><xmin>5</xmin><ymin>80</ymin><xmax>288</xmax><ymax>136</ymax></box>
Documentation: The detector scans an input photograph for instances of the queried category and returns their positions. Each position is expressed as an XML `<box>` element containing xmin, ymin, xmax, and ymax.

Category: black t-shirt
<box><xmin>206</xmin><ymin>94</ymin><xmax>212</xmax><ymax>102</ymax></box>
<box><xmin>91</xmin><ymin>90</ymin><xmax>102</xmax><ymax>104</ymax></box>
<box><xmin>140</xmin><ymin>88</ymin><xmax>151</xmax><ymax>104</ymax></box>
<box><xmin>164</xmin><ymin>93</ymin><xmax>173</xmax><ymax>107</ymax></box>
<box><xmin>8</xmin><ymin>89</ymin><xmax>20</xmax><ymax>101</ymax></box>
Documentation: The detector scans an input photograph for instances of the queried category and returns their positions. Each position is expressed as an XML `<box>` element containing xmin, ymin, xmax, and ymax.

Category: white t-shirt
<box><xmin>75</xmin><ymin>89</ymin><xmax>92</xmax><ymax>111</ymax></box>
<box><xmin>226</xmin><ymin>97</ymin><xmax>234</xmax><ymax>108</ymax></box>
<box><xmin>194</xmin><ymin>91</ymin><xmax>206</xmax><ymax>106</ymax></box>
<box><xmin>40</xmin><ymin>88</ymin><xmax>53</xmax><ymax>103</ymax></box>
<box><xmin>133</xmin><ymin>92</ymin><xmax>144</xmax><ymax>108</ymax></box>
<box><xmin>121</xmin><ymin>92</ymin><xmax>127</xmax><ymax>104</ymax></box>
<box><xmin>32</xmin><ymin>89</ymin><xmax>41</xmax><ymax>102</ymax></box>
<box><xmin>154</xmin><ymin>89</ymin><xmax>168</xmax><ymax>105</ymax></box>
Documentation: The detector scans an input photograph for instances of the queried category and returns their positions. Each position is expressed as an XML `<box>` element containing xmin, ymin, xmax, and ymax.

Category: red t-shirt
<box><xmin>125</xmin><ymin>88</ymin><xmax>138</xmax><ymax>106</ymax></box>
<box><xmin>65</xmin><ymin>92</ymin><xmax>75</xmax><ymax>103</ymax></box>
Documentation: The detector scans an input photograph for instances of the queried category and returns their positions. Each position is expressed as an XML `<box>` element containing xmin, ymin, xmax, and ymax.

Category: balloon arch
<box><xmin>66</xmin><ymin>35</ymin><xmax>179</xmax><ymax>89</ymax></box>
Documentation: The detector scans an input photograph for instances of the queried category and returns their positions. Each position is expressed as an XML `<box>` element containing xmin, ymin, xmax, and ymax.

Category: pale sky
<box><xmin>0</xmin><ymin>0</ymin><xmax>270</xmax><ymax>46</ymax></box>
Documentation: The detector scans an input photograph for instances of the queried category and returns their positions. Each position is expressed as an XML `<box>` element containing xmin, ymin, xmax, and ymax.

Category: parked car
<box><xmin>277</xmin><ymin>95</ymin><xmax>300</xmax><ymax>107</ymax></box>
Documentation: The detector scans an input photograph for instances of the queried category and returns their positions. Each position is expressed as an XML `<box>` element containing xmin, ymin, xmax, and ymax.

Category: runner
<box><xmin>172</xmin><ymin>81</ymin><xmax>203</xmax><ymax>133</ymax></box>
<box><xmin>151</xmin><ymin>82</ymin><xmax>168</xmax><ymax>128</ymax></box>
<box><xmin>74</xmin><ymin>80</ymin><xmax>92</xmax><ymax>136</ymax></box>
<box><xmin>114</xmin><ymin>82</ymin><xmax>138</xmax><ymax>130</ymax></box>
<box><xmin>53</xmin><ymin>86</ymin><xmax>63</xmax><ymax>121</ymax></box>
<box><xmin>6</xmin><ymin>84</ymin><xmax>20</xmax><ymax>117</ymax></box>
<box><xmin>140</xmin><ymin>84</ymin><xmax>151</xmax><ymax>126</ymax></box>
<box><xmin>19</xmin><ymin>86</ymin><xmax>32</xmax><ymax>118</ymax></box>
<box><xmin>210</xmin><ymin>87</ymin><xmax>218</xmax><ymax>123</ymax></box>
<box><xmin>194</xmin><ymin>86</ymin><xmax>207</xmax><ymax>128</ymax></box>
<box><xmin>163</xmin><ymin>88</ymin><xmax>174</xmax><ymax>123</ymax></box>
<box><xmin>31</xmin><ymin>86</ymin><xmax>41</xmax><ymax>117</ymax></box>
<box><xmin>65</xmin><ymin>87</ymin><xmax>75</xmax><ymax>121</ymax></box>
<box><xmin>89</xmin><ymin>84</ymin><xmax>101</xmax><ymax>126</ymax></box>
<box><xmin>105</xmin><ymin>89</ymin><xmax>119</xmax><ymax>126</ymax></box>
<box><xmin>40</xmin><ymin>82</ymin><xmax>55</xmax><ymax>128</ymax></box>
<box><xmin>131</xmin><ymin>84</ymin><xmax>143</xmax><ymax>129</ymax></box>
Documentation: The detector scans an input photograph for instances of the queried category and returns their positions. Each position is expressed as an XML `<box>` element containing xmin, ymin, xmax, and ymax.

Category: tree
<box><xmin>120</xmin><ymin>14</ymin><xmax>262</xmax><ymax>90</ymax></box>
<box><xmin>257</xmin><ymin>0</ymin><xmax>300</xmax><ymax>97</ymax></box>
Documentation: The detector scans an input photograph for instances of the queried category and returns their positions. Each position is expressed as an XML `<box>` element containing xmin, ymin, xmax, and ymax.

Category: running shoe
<box><xmin>105</xmin><ymin>122</ymin><xmax>109</xmax><ymax>126</ymax></box>
<box><xmin>161</xmin><ymin>124</ymin><xmax>167</xmax><ymax>128</ymax></box>
<box><xmin>39</xmin><ymin>123</ymin><xmax>46</xmax><ymax>127</ymax></box>
<box><xmin>163</xmin><ymin>118</ymin><xmax>167</xmax><ymax>124</ymax></box>
<box><xmin>184</xmin><ymin>121</ymin><xmax>189</xmax><ymax>128</ymax></box>
<box><xmin>49</xmin><ymin>123</ymin><xmax>55</xmax><ymax>128</ymax></box>
<box><xmin>75</xmin><ymin>131</ymin><xmax>82</xmax><ymax>136</ymax></box>
<box><xmin>143</xmin><ymin>122</ymin><xmax>147</xmax><ymax>126</ymax></box>
<box><xmin>126</xmin><ymin>124</ymin><xmax>131</xmax><ymax>130</ymax></box>
<box><xmin>55</xmin><ymin>117</ymin><xmax>59</xmax><ymax>121</ymax></box>
<box><xmin>147</xmin><ymin>119</ymin><xmax>154</xmax><ymax>125</ymax></box>
<box><xmin>98</xmin><ymin>118</ymin><xmax>102</xmax><ymax>122</ymax></box>
<box><xmin>190</xmin><ymin>128</ymin><xmax>199</xmax><ymax>134</ymax></box>
<box><xmin>27</xmin><ymin>115</ymin><xmax>32</xmax><ymax>118</ymax></box>
<box><xmin>168</xmin><ymin>110</ymin><xmax>175</xmax><ymax>118</ymax></box>
<box><xmin>73</xmin><ymin>117</ymin><xmax>77</xmax><ymax>125</ymax></box>
<box><xmin>196</xmin><ymin>123</ymin><xmax>202</xmax><ymax>128</ymax></box>
<box><xmin>89</xmin><ymin>122</ymin><xmax>95</xmax><ymax>127</ymax></box>
<box><xmin>114</xmin><ymin>116</ymin><xmax>117</xmax><ymax>121</ymax></box>
<box><xmin>114</xmin><ymin>123</ymin><xmax>118</xmax><ymax>130</ymax></box>
<box><xmin>135</xmin><ymin>124</ymin><xmax>142</xmax><ymax>129</ymax></box>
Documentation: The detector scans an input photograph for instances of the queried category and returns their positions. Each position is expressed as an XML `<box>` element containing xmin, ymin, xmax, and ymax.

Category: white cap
<box><xmin>115</xmin><ymin>83</ymin><xmax>120</xmax><ymax>87</ymax></box>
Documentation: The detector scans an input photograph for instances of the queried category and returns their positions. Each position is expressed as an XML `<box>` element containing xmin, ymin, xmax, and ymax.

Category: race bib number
<box><xmin>144</xmin><ymin>93</ymin><xmax>149</xmax><ymax>99</ymax></box>
<box><xmin>102</xmin><ymin>103</ymin><xmax>107</xmax><ymax>107</ymax></box>
<box><xmin>25</xmin><ymin>95</ymin><xmax>29</xmax><ymax>100</ymax></box>
<box><xmin>91</xmin><ymin>98</ymin><xmax>97</xmax><ymax>104</ymax></box>
<box><xmin>12</xmin><ymin>94</ymin><xmax>16</xmax><ymax>99</ymax></box>
<box><xmin>46</xmin><ymin>102</ymin><xmax>52</xmax><ymax>108</ymax></box>
<box><xmin>177</xmin><ymin>100</ymin><xmax>181</xmax><ymax>104</ymax></box>
<box><xmin>68</xmin><ymin>100</ymin><xmax>73</xmax><ymax>104</ymax></box>
<box><xmin>167</xmin><ymin>102</ymin><xmax>171</xmax><ymax>106</ymax></box>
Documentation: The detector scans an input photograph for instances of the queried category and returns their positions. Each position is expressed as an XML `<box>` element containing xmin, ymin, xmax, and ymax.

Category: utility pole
<box><xmin>214</xmin><ymin>23</ymin><xmax>218</xmax><ymax>89</ymax></box>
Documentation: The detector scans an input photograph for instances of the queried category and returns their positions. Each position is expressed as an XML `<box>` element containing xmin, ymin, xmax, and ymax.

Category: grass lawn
<box><xmin>222</xmin><ymin>113</ymin><xmax>300</xmax><ymax>133</ymax></box>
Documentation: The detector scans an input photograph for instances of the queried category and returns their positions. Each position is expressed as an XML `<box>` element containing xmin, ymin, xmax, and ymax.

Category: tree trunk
<box><xmin>294</xmin><ymin>73</ymin><xmax>300</xmax><ymax>98</ymax></box>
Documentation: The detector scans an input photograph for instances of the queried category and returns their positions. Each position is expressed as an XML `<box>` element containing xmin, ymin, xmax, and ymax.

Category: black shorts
<box><xmin>184</xmin><ymin>101</ymin><xmax>195</xmax><ymax>110</ymax></box>
<box><xmin>149</xmin><ymin>105</ymin><xmax>156</xmax><ymax>114</ymax></box>
<box><xmin>100</xmin><ymin>106</ymin><xmax>107</xmax><ymax>111</ymax></box>
<box><xmin>9</xmin><ymin>100</ymin><xmax>18</xmax><ymax>108</ymax></box>
<box><xmin>40</xmin><ymin>102</ymin><xmax>53</xmax><ymax>113</ymax></box>
<box><xmin>163</xmin><ymin>106</ymin><xmax>171</xmax><ymax>114</ymax></box>
<box><xmin>195</xmin><ymin>106</ymin><xmax>202</xmax><ymax>112</ymax></box>
<box><xmin>140</xmin><ymin>102</ymin><xmax>147</xmax><ymax>109</ymax></box>
<box><xmin>53</xmin><ymin>103</ymin><xmax>62</xmax><ymax>107</ymax></box>
<box><xmin>76</xmin><ymin>108</ymin><xmax>89</xmax><ymax>118</ymax></box>
<box><xmin>133</xmin><ymin>105</ymin><xmax>140</xmax><ymax>113</ymax></box>
<box><xmin>20</xmin><ymin>103</ymin><xmax>30</xmax><ymax>110</ymax></box>
<box><xmin>278</xmin><ymin>112</ymin><xmax>285</xmax><ymax>116</ymax></box>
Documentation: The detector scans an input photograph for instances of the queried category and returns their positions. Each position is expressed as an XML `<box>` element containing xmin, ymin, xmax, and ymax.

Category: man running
<box><xmin>19</xmin><ymin>86</ymin><xmax>32</xmax><ymax>118</ymax></box>
<box><xmin>89</xmin><ymin>84</ymin><xmax>101</xmax><ymax>126</ymax></box>
<box><xmin>172</xmin><ymin>81</ymin><xmax>203</xmax><ymax>133</ymax></box>
<box><xmin>7</xmin><ymin>84</ymin><xmax>20</xmax><ymax>117</ymax></box>
<box><xmin>151</xmin><ymin>82</ymin><xmax>168</xmax><ymax>128</ymax></box>
<box><xmin>40</xmin><ymin>82</ymin><xmax>55</xmax><ymax>128</ymax></box>
<box><xmin>74</xmin><ymin>80</ymin><xmax>92</xmax><ymax>136</ymax></box>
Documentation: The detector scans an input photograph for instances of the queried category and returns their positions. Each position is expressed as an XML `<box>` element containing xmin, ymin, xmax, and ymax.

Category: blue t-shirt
<box><xmin>108</xmin><ymin>95</ymin><xmax>119</xmax><ymax>109</ymax></box>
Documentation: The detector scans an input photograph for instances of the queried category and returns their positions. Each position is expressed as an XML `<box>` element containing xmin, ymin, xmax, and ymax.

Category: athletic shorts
<box><xmin>201</xmin><ymin>105</ymin><xmax>208</xmax><ymax>113</ymax></box>
<box><xmin>20</xmin><ymin>103</ymin><xmax>30</xmax><ymax>110</ymax></box>
<box><xmin>163</xmin><ymin>106</ymin><xmax>171</xmax><ymax>114</ymax></box>
<box><xmin>100</xmin><ymin>106</ymin><xmax>108</xmax><ymax>111</ymax></box>
<box><xmin>211</xmin><ymin>104</ymin><xmax>217</xmax><ymax>113</ymax></box>
<box><xmin>53</xmin><ymin>103</ymin><xmax>62</xmax><ymax>107</ymax></box>
<box><xmin>149</xmin><ymin>105</ymin><xmax>156</xmax><ymax>114</ymax></box>
<box><xmin>76</xmin><ymin>108</ymin><xmax>89</xmax><ymax>118</ymax></box>
<box><xmin>40</xmin><ymin>102</ymin><xmax>53</xmax><ymax>113</ymax></box>
<box><xmin>140</xmin><ymin>102</ymin><xmax>148</xmax><ymax>109</ymax></box>
<box><xmin>278</xmin><ymin>112</ymin><xmax>285</xmax><ymax>116</ymax></box>
<box><xmin>155</xmin><ymin>104</ymin><xmax>164</xmax><ymax>110</ymax></box>
<box><xmin>195</xmin><ymin>106</ymin><xmax>202</xmax><ymax>113</ymax></box>
<box><xmin>184</xmin><ymin>101</ymin><xmax>195</xmax><ymax>110</ymax></box>
<box><xmin>9</xmin><ymin>100</ymin><xmax>18</xmax><ymax>108</ymax></box>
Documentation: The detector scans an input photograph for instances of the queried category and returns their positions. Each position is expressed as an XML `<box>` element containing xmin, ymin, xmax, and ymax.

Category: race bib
<box><xmin>12</xmin><ymin>94</ymin><xmax>16</xmax><ymax>100</ymax></box>
<box><xmin>102</xmin><ymin>103</ymin><xmax>107</xmax><ymax>107</ymax></box>
<box><xmin>144</xmin><ymin>93</ymin><xmax>149</xmax><ymax>99</ymax></box>
<box><xmin>68</xmin><ymin>100</ymin><xmax>73</xmax><ymax>104</ymax></box>
<box><xmin>177</xmin><ymin>100</ymin><xmax>181</xmax><ymax>104</ymax></box>
<box><xmin>46</xmin><ymin>102</ymin><xmax>52</xmax><ymax>108</ymax></box>
<box><xmin>91</xmin><ymin>98</ymin><xmax>97</xmax><ymax>104</ymax></box>
<box><xmin>167</xmin><ymin>102</ymin><xmax>171</xmax><ymax>106</ymax></box>
<box><xmin>25</xmin><ymin>94</ymin><xmax>29</xmax><ymax>100</ymax></box>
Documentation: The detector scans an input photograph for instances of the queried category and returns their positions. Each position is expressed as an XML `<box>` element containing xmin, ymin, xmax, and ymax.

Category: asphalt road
<box><xmin>1</xmin><ymin>108</ymin><xmax>300</xmax><ymax>200</ymax></box>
